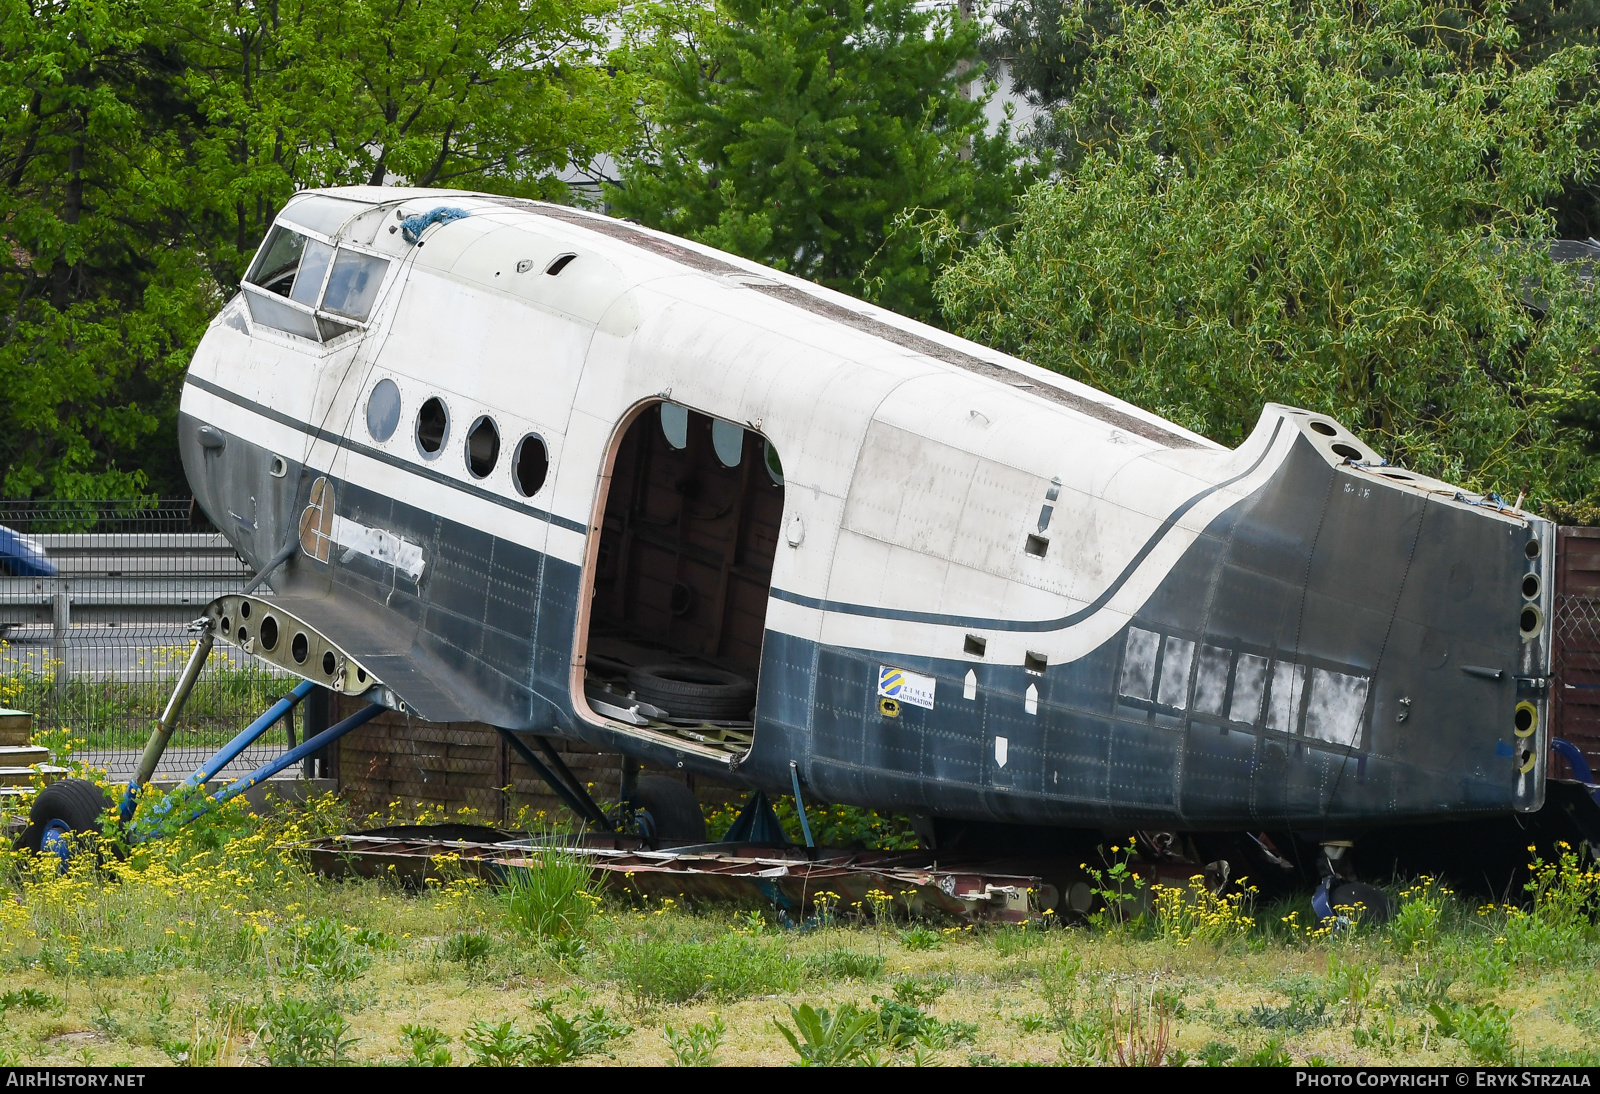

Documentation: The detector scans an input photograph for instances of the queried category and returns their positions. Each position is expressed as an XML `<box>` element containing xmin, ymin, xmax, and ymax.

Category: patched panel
<box><xmin>1118</xmin><ymin>627</ymin><xmax>1160</xmax><ymax>699</ymax></box>
<box><xmin>1193</xmin><ymin>645</ymin><xmax>1232</xmax><ymax>716</ymax></box>
<box><xmin>1230</xmin><ymin>654</ymin><xmax>1268</xmax><ymax>724</ymax></box>
<box><xmin>1266</xmin><ymin>661</ymin><xmax>1306</xmax><ymax>733</ymax></box>
<box><xmin>841</xmin><ymin>420</ymin><xmax>1047</xmax><ymax>580</ymax></box>
<box><xmin>843</xmin><ymin>422</ymin><xmax>974</xmax><ymax>558</ymax></box>
<box><xmin>1157</xmin><ymin>636</ymin><xmax>1195</xmax><ymax>709</ymax></box>
<box><xmin>1304</xmin><ymin>668</ymin><xmax>1370</xmax><ymax>748</ymax></box>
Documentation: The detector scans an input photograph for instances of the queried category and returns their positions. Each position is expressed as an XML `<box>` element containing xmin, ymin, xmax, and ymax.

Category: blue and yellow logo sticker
<box><xmin>876</xmin><ymin>665</ymin><xmax>936</xmax><ymax>710</ymax></box>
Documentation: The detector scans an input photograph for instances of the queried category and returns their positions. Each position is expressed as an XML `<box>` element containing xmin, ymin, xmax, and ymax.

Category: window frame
<box><xmin>239</xmin><ymin>213</ymin><xmax>394</xmax><ymax>348</ymax></box>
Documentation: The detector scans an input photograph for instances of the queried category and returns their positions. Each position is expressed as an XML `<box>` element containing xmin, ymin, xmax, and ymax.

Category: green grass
<box><xmin>1</xmin><ymin>653</ymin><xmax>293</xmax><ymax>751</ymax></box>
<box><xmin>3</xmin><ymin>790</ymin><xmax>1600</xmax><ymax>1066</ymax></box>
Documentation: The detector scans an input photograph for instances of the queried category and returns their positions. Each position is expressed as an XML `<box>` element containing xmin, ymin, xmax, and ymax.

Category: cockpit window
<box><xmin>247</xmin><ymin>228</ymin><xmax>306</xmax><ymax>297</ymax></box>
<box><xmin>289</xmin><ymin>238</ymin><xmax>334</xmax><ymax>306</ymax></box>
<box><xmin>321</xmin><ymin>250</ymin><xmax>387</xmax><ymax>321</ymax></box>
<box><xmin>242</xmin><ymin>224</ymin><xmax>391</xmax><ymax>342</ymax></box>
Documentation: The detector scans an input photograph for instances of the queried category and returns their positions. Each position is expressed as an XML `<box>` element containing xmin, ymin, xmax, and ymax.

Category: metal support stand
<box><xmin>494</xmin><ymin>728</ymin><xmax>613</xmax><ymax>830</ymax></box>
<box><xmin>789</xmin><ymin>760</ymin><xmax>816</xmax><ymax>849</ymax></box>
<box><xmin>301</xmin><ymin>687</ymin><xmax>331</xmax><ymax>779</ymax></box>
<box><xmin>132</xmin><ymin>628</ymin><xmax>214</xmax><ymax>787</ymax></box>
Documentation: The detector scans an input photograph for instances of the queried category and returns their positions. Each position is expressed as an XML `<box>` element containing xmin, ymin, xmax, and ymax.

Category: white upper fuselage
<box><xmin>182</xmin><ymin>186</ymin><xmax>1490</xmax><ymax>686</ymax></box>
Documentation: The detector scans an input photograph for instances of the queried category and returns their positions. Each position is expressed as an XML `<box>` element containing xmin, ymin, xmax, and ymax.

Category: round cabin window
<box><xmin>514</xmin><ymin>434</ymin><xmax>549</xmax><ymax>497</ymax></box>
<box><xmin>416</xmin><ymin>396</ymin><xmax>448</xmax><ymax>458</ymax></box>
<box><xmin>366</xmin><ymin>378</ymin><xmax>401</xmax><ymax>441</ymax></box>
<box><xmin>466</xmin><ymin>415</ymin><xmax>499</xmax><ymax>479</ymax></box>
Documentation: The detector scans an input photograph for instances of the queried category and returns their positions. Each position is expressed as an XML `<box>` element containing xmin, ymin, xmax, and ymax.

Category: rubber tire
<box><xmin>632</xmin><ymin>775</ymin><xmax>707</xmax><ymax>846</ymax></box>
<box><xmin>1330</xmin><ymin>881</ymin><xmax>1394</xmax><ymax>925</ymax></box>
<box><xmin>627</xmin><ymin>663</ymin><xmax>755</xmax><ymax>721</ymax></box>
<box><xmin>12</xmin><ymin>777</ymin><xmax>111</xmax><ymax>852</ymax></box>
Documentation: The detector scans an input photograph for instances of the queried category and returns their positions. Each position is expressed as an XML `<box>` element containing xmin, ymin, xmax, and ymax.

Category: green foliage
<box><xmin>462</xmin><ymin>1019</ymin><xmax>537</xmax><ymax>1066</ymax></box>
<box><xmin>612</xmin><ymin>0</ymin><xmax>1031</xmax><ymax>322</ymax></box>
<box><xmin>400</xmin><ymin>1024</ymin><xmax>453</xmax><ymax>1066</ymax></box>
<box><xmin>282</xmin><ymin>917</ymin><xmax>372</xmax><ymax>983</ymax></box>
<box><xmin>0</xmin><ymin>988</ymin><xmax>55</xmax><ymax>1015</ymax></box>
<box><xmin>1429</xmin><ymin>1001</ymin><xmax>1518</xmax><ymax>1064</ymax></box>
<box><xmin>773</xmin><ymin>1001</ymin><xmax>876</xmax><ymax>1066</ymax></box>
<box><xmin>1198</xmin><ymin>1040</ymin><xmax>1238</xmax><ymax>1066</ymax></box>
<box><xmin>899</xmin><ymin>924</ymin><xmax>942</xmax><ymax>951</ymax></box>
<box><xmin>503</xmin><ymin>846</ymin><xmax>601</xmax><ymax>944</ymax></box>
<box><xmin>463</xmin><ymin>999</ymin><xmax>634</xmax><ymax>1066</ymax></box>
<box><xmin>521</xmin><ymin>998</ymin><xmax>632</xmax><ymax>1065</ymax></box>
<box><xmin>0</xmin><ymin>0</ymin><xmax>627</xmax><ymax>500</ymax></box>
<box><xmin>258</xmin><ymin>998</ymin><xmax>355</xmax><ymax>1067</ymax></box>
<box><xmin>803</xmin><ymin>947</ymin><xmax>886</xmax><ymax>980</ymax></box>
<box><xmin>663</xmin><ymin>1015</ymin><xmax>725</xmax><ymax>1066</ymax></box>
<box><xmin>611</xmin><ymin>933</ymin><xmax>802</xmax><ymax>1003</ymax></box>
<box><xmin>439</xmin><ymin>931</ymin><xmax>495</xmax><ymax>964</ymax></box>
<box><xmin>703</xmin><ymin>796</ymin><xmax>919</xmax><ymax>849</ymax></box>
<box><xmin>939</xmin><ymin>0</ymin><xmax>1600</xmax><ymax>507</ymax></box>
<box><xmin>1238</xmin><ymin>1038</ymin><xmax>1292</xmax><ymax>1066</ymax></box>
<box><xmin>869</xmin><ymin>995</ymin><xmax>977</xmax><ymax>1050</ymax></box>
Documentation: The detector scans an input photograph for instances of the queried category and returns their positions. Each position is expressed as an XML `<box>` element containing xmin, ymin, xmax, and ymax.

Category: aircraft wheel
<box><xmin>627</xmin><ymin>664</ymin><xmax>755</xmax><ymax>721</ymax></box>
<box><xmin>632</xmin><ymin>775</ymin><xmax>707</xmax><ymax>846</ymax></box>
<box><xmin>1329</xmin><ymin>881</ymin><xmax>1393</xmax><ymax>925</ymax></box>
<box><xmin>12</xmin><ymin>777</ymin><xmax>111</xmax><ymax>853</ymax></box>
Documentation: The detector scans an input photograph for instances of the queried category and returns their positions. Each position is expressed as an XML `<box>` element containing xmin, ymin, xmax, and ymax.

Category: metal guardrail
<box><xmin>0</xmin><ymin>533</ymin><xmax>255</xmax><ymax>629</ymax></box>
<box><xmin>0</xmin><ymin>500</ymin><xmax>290</xmax><ymax>781</ymax></box>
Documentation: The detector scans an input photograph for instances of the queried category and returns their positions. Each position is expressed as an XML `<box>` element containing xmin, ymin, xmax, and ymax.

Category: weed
<box><xmin>400</xmin><ymin>1024</ymin><xmax>452</xmax><ymax>1066</ymax></box>
<box><xmin>1429</xmin><ymin>1001</ymin><xmax>1517</xmax><ymax>1064</ymax></box>
<box><xmin>664</xmin><ymin>1015</ymin><xmax>725</xmax><ymax>1066</ymax></box>
<box><xmin>503</xmin><ymin>845</ymin><xmax>599</xmax><ymax>943</ymax></box>
<box><xmin>523</xmin><ymin>998</ymin><xmax>631</xmax><ymax>1065</ymax></box>
<box><xmin>891</xmin><ymin>976</ymin><xmax>950</xmax><ymax>1009</ymax></box>
<box><xmin>1390</xmin><ymin>882</ymin><xmax>1446</xmax><ymax>954</ymax></box>
<box><xmin>869</xmin><ymin>996</ymin><xmax>977</xmax><ymax>1050</ymax></box>
<box><xmin>1393</xmin><ymin>963</ymin><xmax>1456</xmax><ymax>1010</ymax></box>
<box><xmin>774</xmin><ymin>1002</ymin><xmax>876</xmax><ymax>1066</ymax></box>
<box><xmin>611</xmin><ymin>933</ymin><xmax>800</xmax><ymax>1004</ymax></box>
<box><xmin>440</xmin><ymin>931</ymin><xmax>495</xmax><ymax>963</ymax></box>
<box><xmin>1106</xmin><ymin>985</ymin><xmax>1177</xmax><ymax>1066</ymax></box>
<box><xmin>1038</xmin><ymin>949</ymin><xmax>1083</xmax><ymax>1029</ymax></box>
<box><xmin>0</xmin><ymin>989</ymin><xmax>54</xmax><ymax>1015</ymax></box>
<box><xmin>463</xmin><ymin>1019</ymin><xmax>537</xmax><ymax>1066</ymax></box>
<box><xmin>282</xmin><ymin>917</ymin><xmax>371</xmax><ymax>983</ymax></box>
<box><xmin>1239</xmin><ymin>1038</ymin><xmax>1292</xmax><ymax>1066</ymax></box>
<box><xmin>1326</xmin><ymin>952</ymin><xmax>1379</xmax><ymax>1022</ymax></box>
<box><xmin>986</xmin><ymin>923</ymin><xmax>1044</xmax><ymax>957</ymax></box>
<box><xmin>258</xmin><ymin>998</ymin><xmax>354</xmax><ymax>1066</ymax></box>
<box><xmin>1198</xmin><ymin>1040</ymin><xmax>1238</xmax><ymax>1066</ymax></box>
<box><xmin>805</xmin><ymin>947</ymin><xmax>885</xmax><ymax>981</ymax></box>
<box><xmin>1151</xmin><ymin>875</ymin><xmax>1256</xmax><ymax>946</ymax></box>
<box><xmin>1058</xmin><ymin>1009</ymin><xmax>1111</xmax><ymax>1064</ymax></box>
<box><xmin>1352</xmin><ymin>1010</ymin><xmax>1419</xmax><ymax>1055</ymax></box>
<box><xmin>900</xmin><ymin>924</ymin><xmax>942</xmax><ymax>951</ymax></box>
<box><xmin>1243</xmin><ymin>997</ymin><xmax>1329</xmax><ymax>1033</ymax></box>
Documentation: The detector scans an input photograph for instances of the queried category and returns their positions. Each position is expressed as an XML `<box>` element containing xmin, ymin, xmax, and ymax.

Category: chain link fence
<box><xmin>0</xmin><ymin>499</ymin><xmax>296</xmax><ymax>780</ymax></box>
<box><xmin>1551</xmin><ymin>592</ymin><xmax>1600</xmax><ymax>782</ymax></box>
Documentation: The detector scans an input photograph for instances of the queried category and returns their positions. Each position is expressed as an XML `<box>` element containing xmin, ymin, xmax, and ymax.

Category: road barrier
<box><xmin>0</xmin><ymin>500</ymin><xmax>291</xmax><ymax>781</ymax></box>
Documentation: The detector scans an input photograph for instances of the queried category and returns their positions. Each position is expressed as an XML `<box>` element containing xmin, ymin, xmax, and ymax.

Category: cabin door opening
<box><xmin>581</xmin><ymin>403</ymin><xmax>785</xmax><ymax>755</ymax></box>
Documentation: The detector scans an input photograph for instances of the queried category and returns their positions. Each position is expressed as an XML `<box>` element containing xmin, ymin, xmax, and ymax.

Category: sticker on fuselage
<box><xmin>299</xmin><ymin>477</ymin><xmax>427</xmax><ymax>582</ymax></box>
<box><xmin>877</xmin><ymin>665</ymin><xmax>935</xmax><ymax>710</ymax></box>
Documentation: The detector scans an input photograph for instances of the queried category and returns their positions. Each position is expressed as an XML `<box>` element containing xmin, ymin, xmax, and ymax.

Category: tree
<box><xmin>609</xmin><ymin>0</ymin><xmax>1031</xmax><ymax>323</ymax></box>
<box><xmin>0</xmin><ymin>0</ymin><xmax>629</xmax><ymax>499</ymax></box>
<box><xmin>937</xmin><ymin>0</ymin><xmax>1600</xmax><ymax>506</ymax></box>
